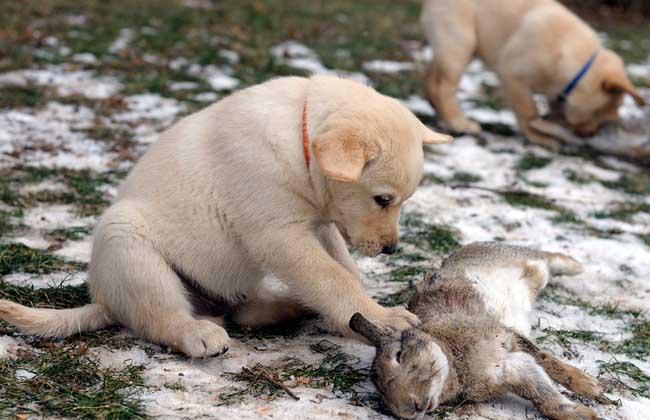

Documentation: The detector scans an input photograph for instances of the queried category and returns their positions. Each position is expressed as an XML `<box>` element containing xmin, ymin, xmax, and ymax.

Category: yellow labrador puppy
<box><xmin>0</xmin><ymin>76</ymin><xmax>451</xmax><ymax>357</ymax></box>
<box><xmin>421</xmin><ymin>0</ymin><xmax>645</xmax><ymax>148</ymax></box>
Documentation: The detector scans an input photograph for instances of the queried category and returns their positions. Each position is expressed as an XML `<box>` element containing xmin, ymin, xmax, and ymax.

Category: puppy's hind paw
<box><xmin>177</xmin><ymin>320</ymin><xmax>230</xmax><ymax>358</ymax></box>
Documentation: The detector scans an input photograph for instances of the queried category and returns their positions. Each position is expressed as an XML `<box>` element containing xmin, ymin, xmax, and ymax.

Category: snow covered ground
<box><xmin>1</xmin><ymin>3</ymin><xmax>649</xmax><ymax>419</ymax></box>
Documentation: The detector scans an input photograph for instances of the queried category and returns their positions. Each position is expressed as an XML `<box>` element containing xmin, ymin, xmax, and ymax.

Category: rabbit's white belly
<box><xmin>466</xmin><ymin>266</ymin><xmax>534</xmax><ymax>336</ymax></box>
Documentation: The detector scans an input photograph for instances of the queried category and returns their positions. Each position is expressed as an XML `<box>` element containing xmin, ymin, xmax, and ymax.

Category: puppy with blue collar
<box><xmin>421</xmin><ymin>0</ymin><xmax>646</xmax><ymax>149</ymax></box>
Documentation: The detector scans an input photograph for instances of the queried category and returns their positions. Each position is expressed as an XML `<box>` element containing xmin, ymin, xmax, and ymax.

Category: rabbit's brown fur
<box><xmin>350</xmin><ymin>242</ymin><xmax>605</xmax><ymax>419</ymax></box>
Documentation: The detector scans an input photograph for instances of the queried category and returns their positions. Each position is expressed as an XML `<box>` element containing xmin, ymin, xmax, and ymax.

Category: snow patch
<box><xmin>0</xmin><ymin>65</ymin><xmax>121</xmax><ymax>99</ymax></box>
<box><xmin>271</xmin><ymin>40</ymin><xmax>370</xmax><ymax>85</ymax></box>
<box><xmin>109</xmin><ymin>28</ymin><xmax>134</xmax><ymax>53</ymax></box>
<box><xmin>0</xmin><ymin>103</ymin><xmax>114</xmax><ymax>170</ymax></box>
<box><xmin>362</xmin><ymin>60</ymin><xmax>415</xmax><ymax>73</ymax></box>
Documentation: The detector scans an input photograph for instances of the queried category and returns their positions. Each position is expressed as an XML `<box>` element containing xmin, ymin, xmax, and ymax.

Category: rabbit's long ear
<box><xmin>349</xmin><ymin>313</ymin><xmax>389</xmax><ymax>347</ymax></box>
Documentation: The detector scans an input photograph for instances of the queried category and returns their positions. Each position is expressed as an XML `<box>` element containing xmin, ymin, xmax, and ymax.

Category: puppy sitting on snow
<box><xmin>0</xmin><ymin>76</ymin><xmax>452</xmax><ymax>357</ymax></box>
<box><xmin>421</xmin><ymin>0</ymin><xmax>646</xmax><ymax>148</ymax></box>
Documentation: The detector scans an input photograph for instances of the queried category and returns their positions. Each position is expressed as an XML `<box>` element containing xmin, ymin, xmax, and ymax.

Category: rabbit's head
<box><xmin>350</xmin><ymin>313</ymin><xmax>449</xmax><ymax>419</ymax></box>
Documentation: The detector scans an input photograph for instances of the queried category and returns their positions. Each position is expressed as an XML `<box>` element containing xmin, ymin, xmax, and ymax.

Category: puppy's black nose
<box><xmin>381</xmin><ymin>244</ymin><xmax>397</xmax><ymax>255</ymax></box>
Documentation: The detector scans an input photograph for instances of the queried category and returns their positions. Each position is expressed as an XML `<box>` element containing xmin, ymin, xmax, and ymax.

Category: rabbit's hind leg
<box><xmin>503</xmin><ymin>352</ymin><xmax>597</xmax><ymax>420</ymax></box>
<box><xmin>512</xmin><ymin>334</ymin><xmax>605</xmax><ymax>400</ymax></box>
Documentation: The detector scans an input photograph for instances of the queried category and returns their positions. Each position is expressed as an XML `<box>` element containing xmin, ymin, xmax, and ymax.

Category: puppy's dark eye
<box><xmin>395</xmin><ymin>351</ymin><xmax>402</xmax><ymax>363</ymax></box>
<box><xmin>373</xmin><ymin>194</ymin><xmax>393</xmax><ymax>208</ymax></box>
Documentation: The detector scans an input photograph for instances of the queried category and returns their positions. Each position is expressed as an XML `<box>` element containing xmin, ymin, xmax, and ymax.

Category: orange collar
<box><xmin>302</xmin><ymin>101</ymin><xmax>310</xmax><ymax>168</ymax></box>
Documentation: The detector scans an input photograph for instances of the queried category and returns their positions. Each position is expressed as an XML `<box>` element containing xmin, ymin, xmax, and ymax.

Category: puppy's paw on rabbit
<box><xmin>371</xmin><ymin>305</ymin><xmax>420</xmax><ymax>333</ymax></box>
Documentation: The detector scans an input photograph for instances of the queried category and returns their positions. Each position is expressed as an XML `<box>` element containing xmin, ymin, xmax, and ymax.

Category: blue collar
<box><xmin>557</xmin><ymin>50</ymin><xmax>599</xmax><ymax>103</ymax></box>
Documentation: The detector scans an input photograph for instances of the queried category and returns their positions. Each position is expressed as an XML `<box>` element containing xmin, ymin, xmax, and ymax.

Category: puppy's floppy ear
<box><xmin>312</xmin><ymin>127</ymin><xmax>378</xmax><ymax>182</ymax></box>
<box><xmin>349</xmin><ymin>312</ymin><xmax>390</xmax><ymax>347</ymax></box>
<box><xmin>422</xmin><ymin>125</ymin><xmax>454</xmax><ymax>145</ymax></box>
<box><xmin>603</xmin><ymin>75</ymin><xmax>646</xmax><ymax>107</ymax></box>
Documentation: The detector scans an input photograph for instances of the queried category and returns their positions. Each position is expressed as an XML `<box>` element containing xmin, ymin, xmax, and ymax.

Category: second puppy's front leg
<box><xmin>242</xmin><ymin>225</ymin><xmax>418</xmax><ymax>337</ymax></box>
<box><xmin>499</xmin><ymin>74</ymin><xmax>563</xmax><ymax>150</ymax></box>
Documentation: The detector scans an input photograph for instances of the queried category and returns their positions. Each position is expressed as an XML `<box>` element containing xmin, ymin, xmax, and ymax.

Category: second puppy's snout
<box><xmin>381</xmin><ymin>243</ymin><xmax>397</xmax><ymax>255</ymax></box>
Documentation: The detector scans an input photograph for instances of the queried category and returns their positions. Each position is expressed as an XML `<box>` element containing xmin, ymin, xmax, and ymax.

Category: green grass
<box><xmin>0</xmin><ymin>0</ymin><xmax>422</xmax><ymax>95</ymax></box>
<box><xmin>218</xmin><ymin>340</ymin><xmax>368</xmax><ymax>405</ymax></box>
<box><xmin>226</xmin><ymin>318</ymin><xmax>306</xmax><ymax>341</ymax></box>
<box><xmin>0</xmin><ymin>344</ymin><xmax>147</xmax><ymax>419</ymax></box>
<box><xmin>518</xmin><ymin>153</ymin><xmax>552</xmax><ymax>171</ymax></box>
<box><xmin>469</xmin><ymin>83</ymin><xmax>505</xmax><ymax>110</ymax></box>
<box><xmin>46</xmin><ymin>226</ymin><xmax>93</xmax><ymax>242</ymax></box>
<box><xmin>540</xmin><ymin>287</ymin><xmax>650</xmax><ymax>360</ymax></box>
<box><xmin>287</xmin><ymin>340</ymin><xmax>368</xmax><ymax>393</ymax></box>
<box><xmin>379</xmin><ymin>286</ymin><xmax>416</xmax><ymax>307</ymax></box>
<box><xmin>639</xmin><ymin>234</ymin><xmax>650</xmax><ymax>248</ymax></box>
<box><xmin>451</xmin><ymin>171</ymin><xmax>482</xmax><ymax>184</ymax></box>
<box><xmin>1</xmin><ymin>166</ymin><xmax>116</xmax><ymax>217</ymax></box>
<box><xmin>601</xmin><ymin>173</ymin><xmax>650</xmax><ymax>196</ymax></box>
<box><xmin>501</xmin><ymin>190</ymin><xmax>559</xmax><ymax>211</ymax></box>
<box><xmin>0</xmin><ymin>281</ymin><xmax>90</xmax><ymax>309</ymax></box>
<box><xmin>387</xmin><ymin>265</ymin><xmax>426</xmax><ymax>283</ymax></box>
<box><xmin>537</xmin><ymin>327</ymin><xmax>609</xmax><ymax>358</ymax></box>
<box><xmin>0</xmin><ymin>208</ymin><xmax>25</xmax><ymax>237</ymax></box>
<box><xmin>537</xmin><ymin>320</ymin><xmax>650</xmax><ymax>361</ymax></box>
<box><xmin>0</xmin><ymin>86</ymin><xmax>47</xmax><ymax>109</ymax></box>
<box><xmin>419</xmin><ymin>173</ymin><xmax>445</xmax><ymax>186</ymax></box>
<box><xmin>564</xmin><ymin>169</ymin><xmax>594</xmax><ymax>184</ymax></box>
<box><xmin>400</xmin><ymin>212</ymin><xmax>461</xmax><ymax>255</ymax></box>
<box><xmin>597</xmin><ymin>21</ymin><xmax>650</xmax><ymax>64</ymax></box>
<box><xmin>0</xmin><ymin>243</ymin><xmax>86</xmax><ymax>276</ymax></box>
<box><xmin>599</xmin><ymin>360</ymin><xmax>650</xmax><ymax>398</ymax></box>
<box><xmin>543</xmin><ymin>288</ymin><xmax>643</xmax><ymax>320</ymax></box>
<box><xmin>499</xmin><ymin>190</ymin><xmax>581</xmax><ymax>225</ymax></box>
<box><xmin>593</xmin><ymin>202</ymin><xmax>650</xmax><ymax>221</ymax></box>
<box><xmin>613</xmin><ymin>320</ymin><xmax>650</xmax><ymax>360</ymax></box>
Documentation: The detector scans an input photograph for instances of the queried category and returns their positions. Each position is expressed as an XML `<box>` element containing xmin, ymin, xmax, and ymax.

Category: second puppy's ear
<box><xmin>422</xmin><ymin>125</ymin><xmax>454</xmax><ymax>145</ymax></box>
<box><xmin>312</xmin><ymin>127</ymin><xmax>378</xmax><ymax>182</ymax></box>
<box><xmin>349</xmin><ymin>312</ymin><xmax>390</xmax><ymax>347</ymax></box>
<box><xmin>602</xmin><ymin>75</ymin><xmax>646</xmax><ymax>107</ymax></box>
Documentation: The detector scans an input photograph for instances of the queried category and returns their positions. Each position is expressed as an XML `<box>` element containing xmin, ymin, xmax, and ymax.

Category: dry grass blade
<box><xmin>238</xmin><ymin>363</ymin><xmax>300</xmax><ymax>401</ymax></box>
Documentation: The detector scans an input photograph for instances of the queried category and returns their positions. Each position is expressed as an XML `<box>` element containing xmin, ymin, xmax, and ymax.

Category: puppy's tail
<box><xmin>0</xmin><ymin>300</ymin><xmax>114</xmax><ymax>338</ymax></box>
<box><xmin>544</xmin><ymin>252</ymin><xmax>584</xmax><ymax>277</ymax></box>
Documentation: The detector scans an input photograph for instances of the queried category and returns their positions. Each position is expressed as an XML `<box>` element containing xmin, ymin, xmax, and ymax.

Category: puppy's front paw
<box><xmin>372</xmin><ymin>306</ymin><xmax>420</xmax><ymax>333</ymax></box>
<box><xmin>177</xmin><ymin>320</ymin><xmax>230</xmax><ymax>358</ymax></box>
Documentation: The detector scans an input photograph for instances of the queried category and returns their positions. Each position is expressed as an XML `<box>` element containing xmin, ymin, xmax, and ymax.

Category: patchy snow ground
<box><xmin>1</xmin><ymin>26</ymin><xmax>650</xmax><ymax>420</ymax></box>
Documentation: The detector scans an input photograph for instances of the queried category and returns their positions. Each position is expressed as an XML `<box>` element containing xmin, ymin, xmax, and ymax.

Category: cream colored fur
<box><xmin>421</xmin><ymin>0</ymin><xmax>645</xmax><ymax>149</ymax></box>
<box><xmin>0</xmin><ymin>76</ymin><xmax>452</xmax><ymax>357</ymax></box>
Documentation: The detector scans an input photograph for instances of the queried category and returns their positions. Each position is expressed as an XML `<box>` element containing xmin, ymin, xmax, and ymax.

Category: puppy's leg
<box><xmin>421</xmin><ymin>10</ymin><xmax>480</xmax><ymax>134</ymax></box>
<box><xmin>498</xmin><ymin>74</ymin><xmax>562</xmax><ymax>150</ymax></box>
<box><xmin>240</xmin><ymin>224</ymin><xmax>418</xmax><ymax>337</ymax></box>
<box><xmin>318</xmin><ymin>223</ymin><xmax>361</xmax><ymax>280</ymax></box>
<box><xmin>232</xmin><ymin>287</ymin><xmax>310</xmax><ymax>328</ymax></box>
<box><xmin>513</xmin><ymin>335</ymin><xmax>605</xmax><ymax>400</ymax></box>
<box><xmin>503</xmin><ymin>352</ymin><xmax>597</xmax><ymax>420</ymax></box>
<box><xmin>232</xmin><ymin>223</ymin><xmax>363</xmax><ymax>328</ymax></box>
<box><xmin>91</xmin><ymin>208</ymin><xmax>229</xmax><ymax>358</ymax></box>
